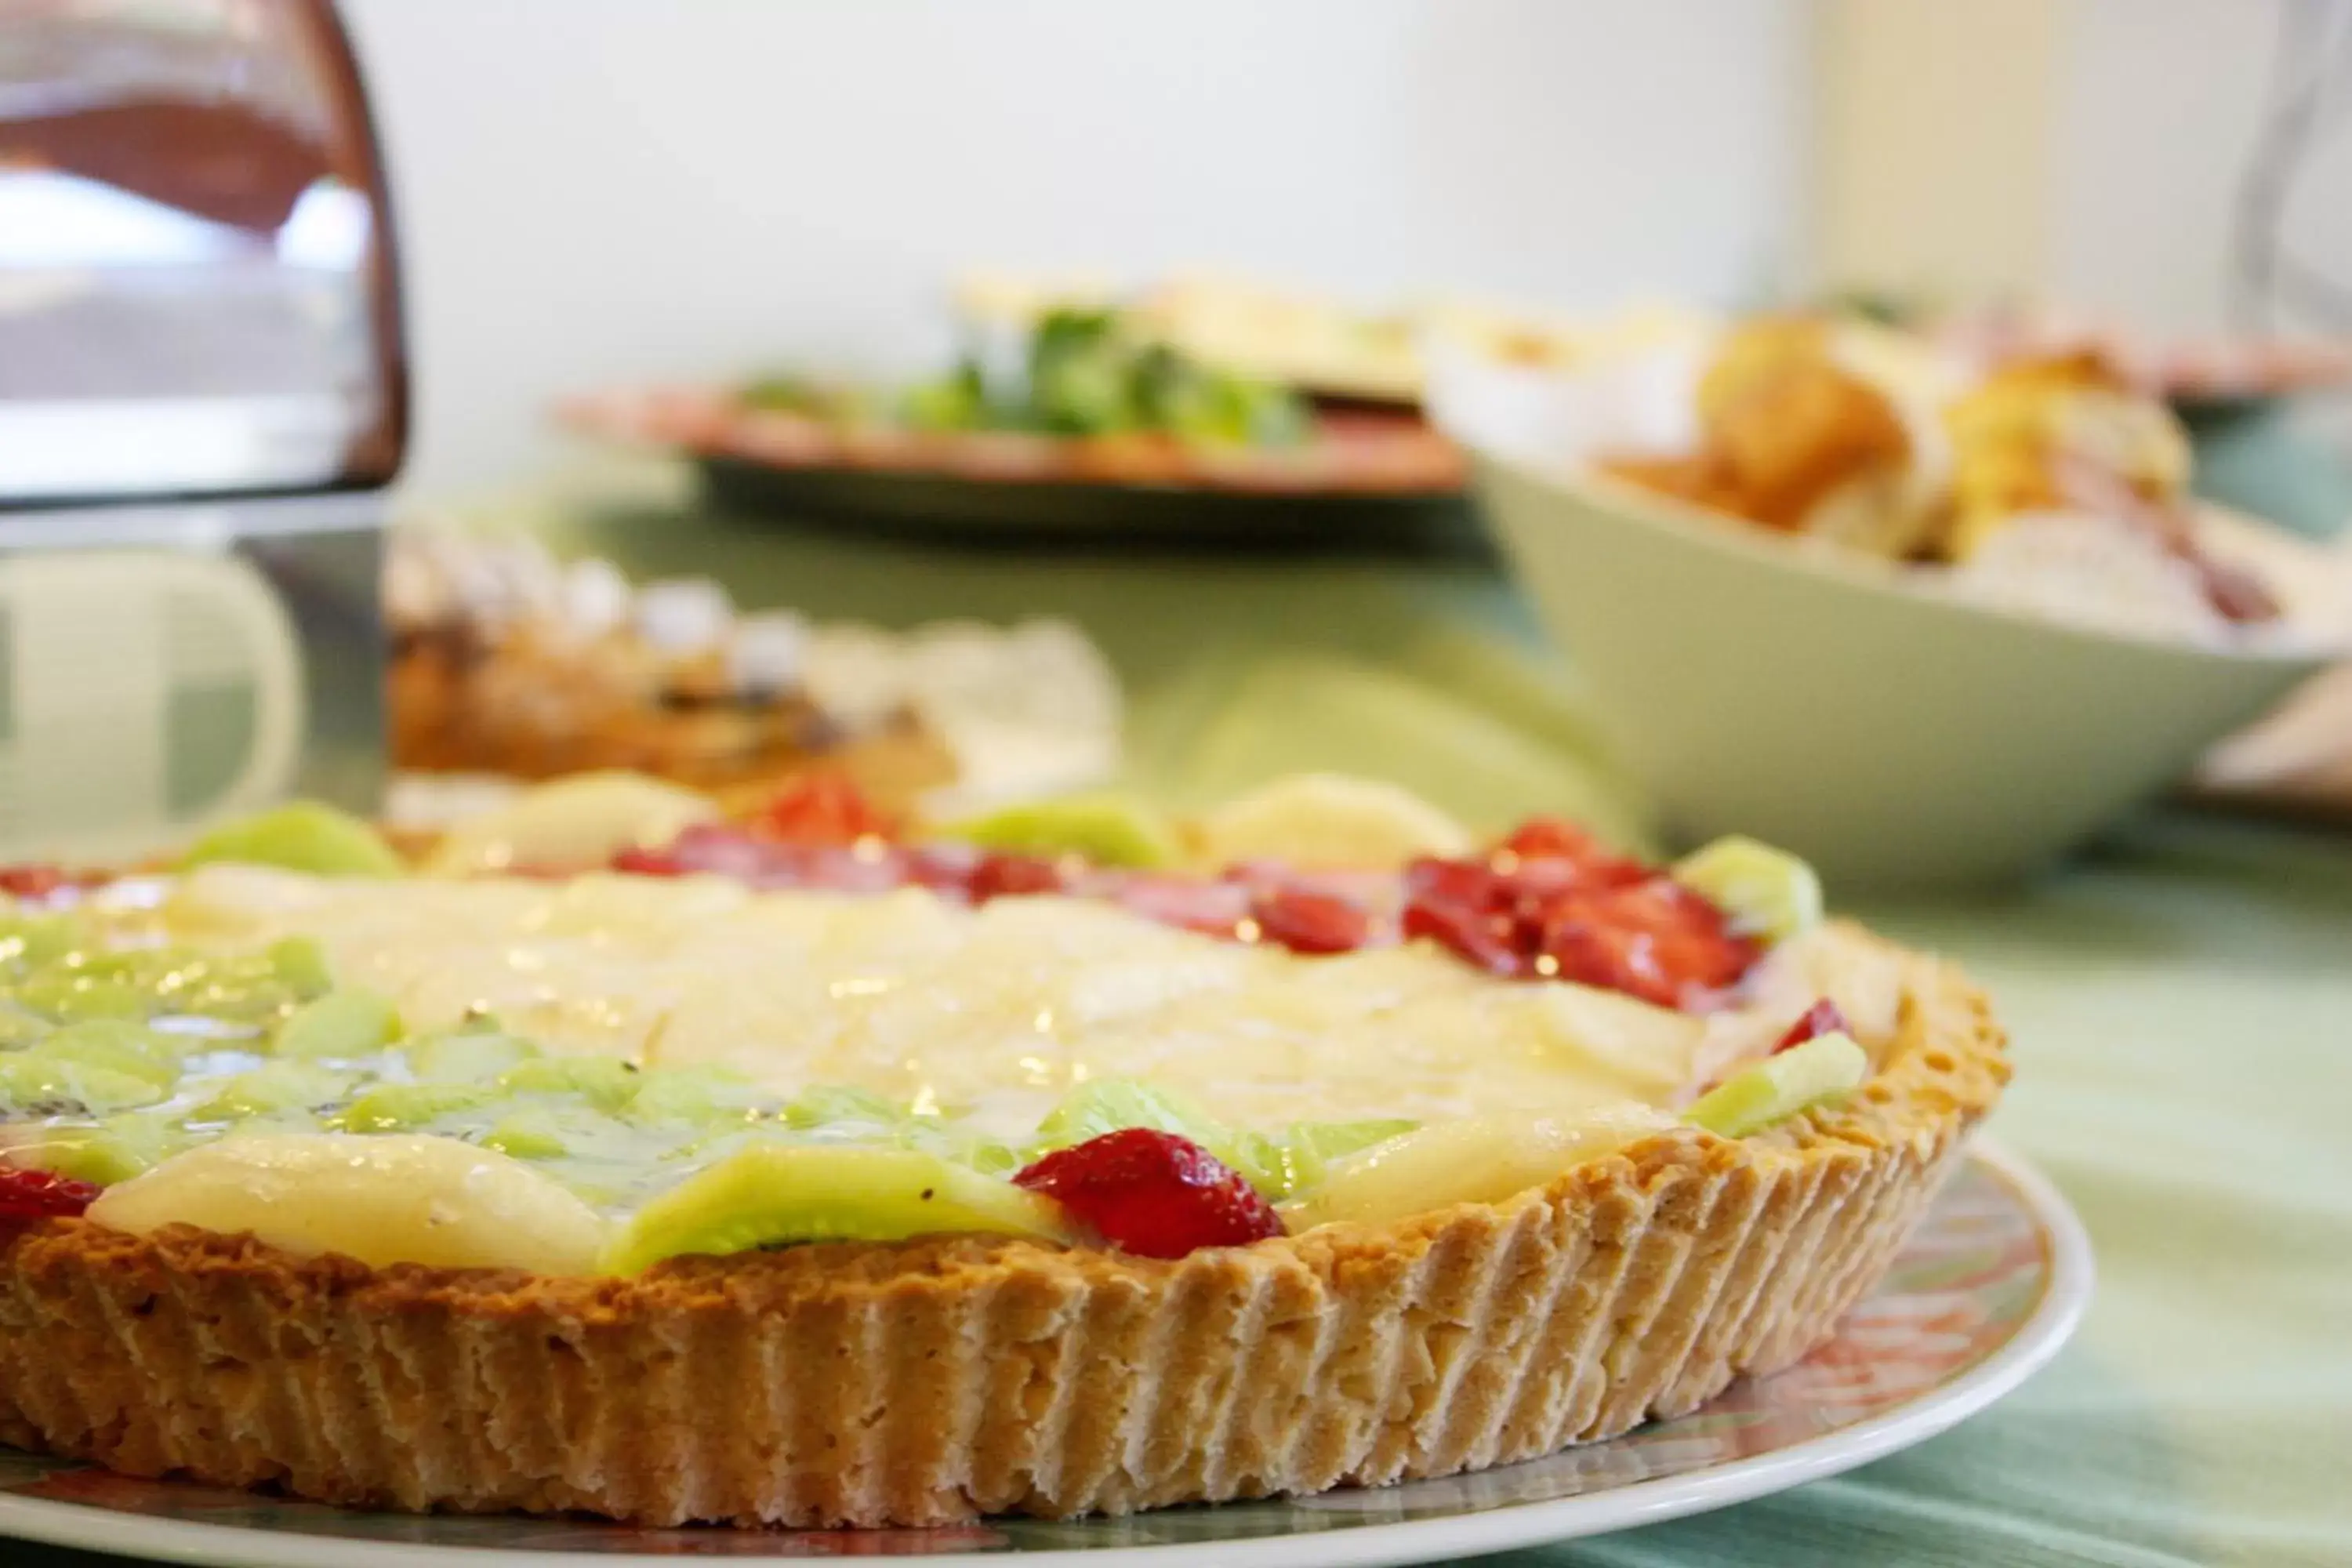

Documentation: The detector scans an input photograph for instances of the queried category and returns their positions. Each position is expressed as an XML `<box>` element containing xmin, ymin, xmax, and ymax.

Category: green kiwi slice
<box><xmin>601</xmin><ymin>1144</ymin><xmax>1070</xmax><ymax>1275</ymax></box>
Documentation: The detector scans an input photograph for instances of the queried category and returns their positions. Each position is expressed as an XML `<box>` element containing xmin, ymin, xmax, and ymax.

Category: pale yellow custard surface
<box><xmin>109</xmin><ymin>866</ymin><xmax>1898</xmax><ymax>1136</ymax></box>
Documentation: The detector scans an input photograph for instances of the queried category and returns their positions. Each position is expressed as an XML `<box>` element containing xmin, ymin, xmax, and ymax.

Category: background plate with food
<box><xmin>560</xmin><ymin>302</ymin><xmax>1470</xmax><ymax>548</ymax></box>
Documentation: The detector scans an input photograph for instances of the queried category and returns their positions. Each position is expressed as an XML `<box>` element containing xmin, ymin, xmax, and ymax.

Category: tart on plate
<box><xmin>0</xmin><ymin>776</ymin><xmax>2007</xmax><ymax>1528</ymax></box>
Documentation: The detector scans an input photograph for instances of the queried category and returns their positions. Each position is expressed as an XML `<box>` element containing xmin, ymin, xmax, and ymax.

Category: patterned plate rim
<box><xmin>0</xmin><ymin>1138</ymin><xmax>2092</xmax><ymax>1568</ymax></box>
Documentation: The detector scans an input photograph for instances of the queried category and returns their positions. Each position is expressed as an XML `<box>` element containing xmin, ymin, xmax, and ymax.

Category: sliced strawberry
<box><xmin>1534</xmin><ymin>880</ymin><xmax>1759</xmax><ymax>1006</ymax></box>
<box><xmin>1013</xmin><ymin>1129</ymin><xmax>1284</xmax><ymax>1258</ymax></box>
<box><xmin>1773</xmin><ymin>998</ymin><xmax>1852</xmax><ymax>1054</ymax></box>
<box><xmin>1500</xmin><ymin>817</ymin><xmax>1605</xmax><ymax>862</ymax></box>
<box><xmin>966</xmin><ymin>852</ymin><xmax>1067</xmax><ymax>902</ymax></box>
<box><xmin>756</xmin><ymin>774</ymin><xmax>898</xmax><ymax>846</ymax></box>
<box><xmin>1401</xmin><ymin>896</ymin><xmax>1526</xmax><ymax>977</ymax></box>
<box><xmin>1249</xmin><ymin>887</ymin><xmax>1370</xmax><ymax>955</ymax></box>
<box><xmin>0</xmin><ymin>865</ymin><xmax>67</xmax><ymax>900</ymax></box>
<box><xmin>1497</xmin><ymin>818</ymin><xmax>1650</xmax><ymax>886</ymax></box>
<box><xmin>1406</xmin><ymin>855</ymin><xmax>1499</xmax><ymax>907</ymax></box>
<box><xmin>0</xmin><ymin>1164</ymin><xmax>98</xmax><ymax>1222</ymax></box>
<box><xmin>611</xmin><ymin>845</ymin><xmax>687</xmax><ymax>877</ymax></box>
<box><xmin>1537</xmin><ymin>912</ymin><xmax>1672</xmax><ymax>1004</ymax></box>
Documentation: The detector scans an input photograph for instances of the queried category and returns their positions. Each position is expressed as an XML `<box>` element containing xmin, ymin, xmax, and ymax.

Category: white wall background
<box><xmin>343</xmin><ymin>0</ymin><xmax>1809</xmax><ymax>498</ymax></box>
<box><xmin>1816</xmin><ymin>0</ymin><xmax>2351</xmax><ymax>339</ymax></box>
<box><xmin>2051</xmin><ymin>0</ymin><xmax>2352</xmax><ymax>336</ymax></box>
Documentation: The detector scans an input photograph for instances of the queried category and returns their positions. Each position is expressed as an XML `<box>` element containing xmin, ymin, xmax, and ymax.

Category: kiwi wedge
<box><xmin>14</xmin><ymin>1109</ymin><xmax>190</xmax><ymax>1185</ymax></box>
<box><xmin>180</xmin><ymin>800</ymin><xmax>405</xmax><ymax>880</ymax></box>
<box><xmin>1684</xmin><ymin>1033</ymin><xmax>1867</xmax><ymax>1138</ymax></box>
<box><xmin>933</xmin><ymin>793</ymin><xmax>1181</xmax><ymax>869</ymax></box>
<box><xmin>407</xmin><ymin>1027</ymin><xmax>538</xmax><ymax>1083</ymax></box>
<box><xmin>498</xmin><ymin>1057</ymin><xmax>642</xmax><ymax>1112</ymax></box>
<box><xmin>0</xmin><ymin>1056</ymin><xmax>169</xmax><ymax>1117</ymax></box>
<box><xmin>275</xmin><ymin>989</ymin><xmax>401</xmax><ymax>1059</ymax></box>
<box><xmin>185</xmin><ymin>1060</ymin><xmax>354</xmax><ymax>1122</ymax></box>
<box><xmin>601</xmin><ymin>1145</ymin><xmax>1071</xmax><ymax>1275</ymax></box>
<box><xmin>1671</xmin><ymin>836</ymin><xmax>1823</xmax><ymax>944</ymax></box>
<box><xmin>331</xmin><ymin>1081</ymin><xmax>499</xmax><ymax>1134</ymax></box>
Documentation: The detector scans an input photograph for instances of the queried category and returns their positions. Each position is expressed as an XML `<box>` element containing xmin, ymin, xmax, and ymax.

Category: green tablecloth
<box><xmin>28</xmin><ymin>466</ymin><xmax>2352</xmax><ymax>1567</ymax></box>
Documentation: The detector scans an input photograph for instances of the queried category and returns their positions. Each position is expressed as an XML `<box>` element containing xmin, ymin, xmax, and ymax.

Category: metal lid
<box><xmin>0</xmin><ymin>0</ymin><xmax>407</xmax><ymax>506</ymax></box>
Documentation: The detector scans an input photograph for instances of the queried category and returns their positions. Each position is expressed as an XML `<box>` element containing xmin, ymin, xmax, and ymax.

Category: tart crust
<box><xmin>0</xmin><ymin>924</ymin><xmax>2005</xmax><ymax>1527</ymax></box>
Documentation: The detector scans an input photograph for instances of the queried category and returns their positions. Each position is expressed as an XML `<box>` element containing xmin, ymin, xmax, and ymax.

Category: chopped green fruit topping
<box><xmin>36</xmin><ymin>1020</ymin><xmax>183</xmax><ymax>1091</ymax></box>
<box><xmin>1684</xmin><ymin>1033</ymin><xmax>1869</xmax><ymax>1138</ymax></box>
<box><xmin>16</xmin><ymin>1110</ymin><xmax>188</xmax><ymax>1185</ymax></box>
<box><xmin>332</xmin><ymin>1081</ymin><xmax>496</xmax><ymax>1134</ymax></box>
<box><xmin>480</xmin><ymin>1113</ymin><xmax>568</xmax><ymax>1161</ymax></box>
<box><xmin>1030</xmin><ymin>1083</ymin><xmax>1414</xmax><ymax>1198</ymax></box>
<box><xmin>781</xmin><ymin>1085</ymin><xmax>906</xmax><ymax>1131</ymax></box>
<box><xmin>601</xmin><ymin>1145</ymin><xmax>1071</xmax><ymax>1275</ymax></box>
<box><xmin>275</xmin><ymin>989</ymin><xmax>401</xmax><ymax>1059</ymax></box>
<box><xmin>0</xmin><ymin>916</ymin><xmax>77</xmax><ymax>971</ymax></box>
<box><xmin>266</xmin><ymin>936</ymin><xmax>336</xmax><ymax>996</ymax></box>
<box><xmin>1035</xmin><ymin>1078</ymin><xmax>1279</xmax><ymax>1191</ymax></box>
<box><xmin>913</xmin><ymin>1129</ymin><xmax>1029</xmax><ymax>1179</ymax></box>
<box><xmin>180</xmin><ymin>800</ymin><xmax>405</xmax><ymax>879</ymax></box>
<box><xmin>480</xmin><ymin>1105</ymin><xmax>651</xmax><ymax>1163</ymax></box>
<box><xmin>13</xmin><ymin>969</ymin><xmax>151</xmax><ymax>1022</ymax></box>
<box><xmin>936</xmin><ymin>793</ymin><xmax>1181</xmax><ymax>870</ymax></box>
<box><xmin>0</xmin><ymin>1055</ymin><xmax>169</xmax><ymax>1116</ymax></box>
<box><xmin>187</xmin><ymin>1061</ymin><xmax>354</xmax><ymax>1122</ymax></box>
<box><xmin>1038</xmin><ymin>1079</ymin><xmax>1223</xmax><ymax>1149</ymax></box>
<box><xmin>407</xmin><ymin>1029</ymin><xmax>539</xmax><ymax>1083</ymax></box>
<box><xmin>1671</xmin><ymin>836</ymin><xmax>1823</xmax><ymax>944</ymax></box>
<box><xmin>1240</xmin><ymin>1119</ymin><xmax>1422</xmax><ymax>1199</ymax></box>
<box><xmin>626</xmin><ymin>1065</ymin><xmax>777</xmax><ymax>1125</ymax></box>
<box><xmin>0</xmin><ymin>1004</ymin><xmax>51</xmax><ymax>1051</ymax></box>
<box><xmin>497</xmin><ymin>1057</ymin><xmax>642</xmax><ymax>1112</ymax></box>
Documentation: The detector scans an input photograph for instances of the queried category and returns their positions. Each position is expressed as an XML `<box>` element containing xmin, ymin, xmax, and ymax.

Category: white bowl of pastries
<box><xmin>1428</xmin><ymin>308</ymin><xmax>2350</xmax><ymax>888</ymax></box>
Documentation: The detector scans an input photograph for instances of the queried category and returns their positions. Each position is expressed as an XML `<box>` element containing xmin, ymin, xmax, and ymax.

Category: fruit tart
<box><xmin>0</xmin><ymin>776</ymin><xmax>2007</xmax><ymax>1527</ymax></box>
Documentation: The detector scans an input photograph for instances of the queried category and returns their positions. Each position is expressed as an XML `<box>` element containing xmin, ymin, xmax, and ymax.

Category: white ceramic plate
<box><xmin>0</xmin><ymin>1142</ymin><xmax>2089</xmax><ymax>1568</ymax></box>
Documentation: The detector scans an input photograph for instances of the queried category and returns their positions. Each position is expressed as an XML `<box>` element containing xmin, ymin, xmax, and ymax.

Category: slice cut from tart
<box><xmin>0</xmin><ymin>777</ymin><xmax>2006</xmax><ymax>1529</ymax></box>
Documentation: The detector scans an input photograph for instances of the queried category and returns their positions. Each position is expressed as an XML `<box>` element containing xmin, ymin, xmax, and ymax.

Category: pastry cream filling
<box><xmin>140</xmin><ymin>866</ymin><xmax>1740</xmax><ymax>1132</ymax></box>
<box><xmin>23</xmin><ymin>869</ymin><xmax>1898</xmax><ymax>1273</ymax></box>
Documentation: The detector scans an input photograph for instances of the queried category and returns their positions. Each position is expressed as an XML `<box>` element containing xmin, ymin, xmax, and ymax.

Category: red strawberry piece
<box><xmin>1248</xmin><ymin>887</ymin><xmax>1371</xmax><ymax>955</ymax></box>
<box><xmin>1773</xmin><ymin>998</ymin><xmax>1853</xmax><ymax>1054</ymax></box>
<box><xmin>1405</xmin><ymin>855</ymin><xmax>1499</xmax><ymax>908</ymax></box>
<box><xmin>1497</xmin><ymin>819</ymin><xmax>1652</xmax><ymax>887</ymax></box>
<box><xmin>900</xmin><ymin>842</ymin><xmax>983</xmax><ymax>895</ymax></box>
<box><xmin>966</xmin><ymin>852</ymin><xmax>1067</xmax><ymax>902</ymax></box>
<box><xmin>0</xmin><ymin>865</ymin><xmax>67</xmax><ymax>900</ymax></box>
<box><xmin>1538</xmin><ymin>913</ymin><xmax>1675</xmax><ymax>1004</ymax></box>
<box><xmin>1402</xmin><ymin>895</ymin><xmax>1526</xmax><ymax>977</ymax></box>
<box><xmin>1499</xmin><ymin>817</ymin><xmax>1605</xmax><ymax>862</ymax></box>
<box><xmin>0</xmin><ymin>1164</ymin><xmax>98</xmax><ymax>1222</ymax></box>
<box><xmin>1536</xmin><ymin>880</ymin><xmax>1759</xmax><ymax>1005</ymax></box>
<box><xmin>756</xmin><ymin>774</ymin><xmax>898</xmax><ymax>846</ymax></box>
<box><xmin>610</xmin><ymin>845</ymin><xmax>686</xmax><ymax>877</ymax></box>
<box><xmin>1013</xmin><ymin>1129</ymin><xmax>1284</xmax><ymax>1258</ymax></box>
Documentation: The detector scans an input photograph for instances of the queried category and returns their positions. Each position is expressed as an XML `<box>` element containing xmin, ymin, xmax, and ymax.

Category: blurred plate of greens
<box><xmin>564</xmin><ymin>308</ymin><xmax>1475</xmax><ymax>550</ymax></box>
